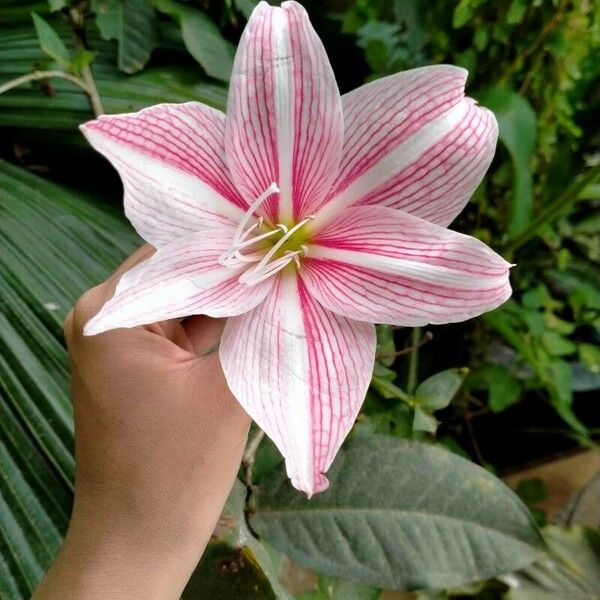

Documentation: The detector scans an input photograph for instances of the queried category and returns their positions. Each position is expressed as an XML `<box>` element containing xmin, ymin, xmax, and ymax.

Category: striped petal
<box><xmin>302</xmin><ymin>206</ymin><xmax>511</xmax><ymax>326</ymax></box>
<box><xmin>84</xmin><ymin>228</ymin><xmax>273</xmax><ymax>335</ymax></box>
<box><xmin>315</xmin><ymin>66</ymin><xmax>498</xmax><ymax>227</ymax></box>
<box><xmin>225</xmin><ymin>0</ymin><xmax>343</xmax><ymax>224</ymax></box>
<box><xmin>220</xmin><ymin>273</ymin><xmax>375</xmax><ymax>495</ymax></box>
<box><xmin>81</xmin><ymin>103</ymin><xmax>247</xmax><ymax>247</ymax></box>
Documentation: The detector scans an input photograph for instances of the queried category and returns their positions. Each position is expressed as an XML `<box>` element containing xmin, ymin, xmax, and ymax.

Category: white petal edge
<box><xmin>225</xmin><ymin>0</ymin><xmax>343</xmax><ymax>223</ymax></box>
<box><xmin>311</xmin><ymin>66</ymin><xmax>498</xmax><ymax>227</ymax></box>
<box><xmin>81</xmin><ymin>103</ymin><xmax>247</xmax><ymax>247</ymax></box>
<box><xmin>84</xmin><ymin>228</ymin><xmax>273</xmax><ymax>335</ymax></box>
<box><xmin>220</xmin><ymin>272</ymin><xmax>376</xmax><ymax>495</ymax></box>
<box><xmin>302</xmin><ymin>206</ymin><xmax>512</xmax><ymax>326</ymax></box>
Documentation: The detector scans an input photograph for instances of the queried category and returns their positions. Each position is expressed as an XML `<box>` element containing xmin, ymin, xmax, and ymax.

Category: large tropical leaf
<box><xmin>0</xmin><ymin>160</ymin><xmax>139</xmax><ymax>598</ymax></box>
<box><xmin>0</xmin><ymin>18</ymin><xmax>227</xmax><ymax>131</ymax></box>
<box><xmin>250</xmin><ymin>434</ymin><xmax>545</xmax><ymax>591</ymax></box>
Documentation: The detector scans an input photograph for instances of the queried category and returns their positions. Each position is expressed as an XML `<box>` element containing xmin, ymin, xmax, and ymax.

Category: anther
<box><xmin>251</xmin><ymin>216</ymin><xmax>313</xmax><ymax>274</ymax></box>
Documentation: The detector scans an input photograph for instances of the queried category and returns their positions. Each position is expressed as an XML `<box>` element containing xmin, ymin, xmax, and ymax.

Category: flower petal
<box><xmin>81</xmin><ymin>103</ymin><xmax>247</xmax><ymax>247</ymax></box>
<box><xmin>315</xmin><ymin>66</ymin><xmax>498</xmax><ymax>227</ymax></box>
<box><xmin>220</xmin><ymin>273</ymin><xmax>375</xmax><ymax>495</ymax></box>
<box><xmin>225</xmin><ymin>0</ymin><xmax>343</xmax><ymax>223</ymax></box>
<box><xmin>303</xmin><ymin>206</ymin><xmax>511</xmax><ymax>326</ymax></box>
<box><xmin>84</xmin><ymin>228</ymin><xmax>273</xmax><ymax>335</ymax></box>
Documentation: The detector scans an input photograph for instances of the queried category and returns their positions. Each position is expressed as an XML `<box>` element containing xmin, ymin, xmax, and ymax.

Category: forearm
<box><xmin>33</xmin><ymin>522</ymin><xmax>194</xmax><ymax>600</ymax></box>
<box><xmin>33</xmin><ymin>489</ymin><xmax>225</xmax><ymax>600</ymax></box>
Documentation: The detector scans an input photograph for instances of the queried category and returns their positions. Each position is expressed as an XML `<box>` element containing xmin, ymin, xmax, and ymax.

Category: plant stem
<box><xmin>73</xmin><ymin>34</ymin><xmax>103</xmax><ymax>116</ymax></box>
<box><xmin>504</xmin><ymin>162</ymin><xmax>600</xmax><ymax>256</ymax></box>
<box><xmin>0</xmin><ymin>70</ymin><xmax>90</xmax><ymax>96</ymax></box>
<box><xmin>377</xmin><ymin>331</ymin><xmax>433</xmax><ymax>360</ymax></box>
<box><xmin>70</xmin><ymin>7</ymin><xmax>104</xmax><ymax>116</ymax></box>
<box><xmin>242</xmin><ymin>428</ymin><xmax>265</xmax><ymax>487</ymax></box>
<box><xmin>406</xmin><ymin>327</ymin><xmax>420</xmax><ymax>395</ymax></box>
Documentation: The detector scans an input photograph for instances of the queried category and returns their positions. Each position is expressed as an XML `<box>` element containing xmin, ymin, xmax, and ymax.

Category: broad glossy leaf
<box><xmin>0</xmin><ymin>22</ymin><xmax>227</xmax><ymax>131</ymax></box>
<box><xmin>250</xmin><ymin>435</ymin><xmax>544</xmax><ymax>591</ymax></box>
<box><xmin>184</xmin><ymin>480</ymin><xmax>292</xmax><ymax>600</ymax></box>
<box><xmin>92</xmin><ymin>0</ymin><xmax>158</xmax><ymax>73</ymax></box>
<box><xmin>154</xmin><ymin>0</ymin><xmax>234</xmax><ymax>81</ymax></box>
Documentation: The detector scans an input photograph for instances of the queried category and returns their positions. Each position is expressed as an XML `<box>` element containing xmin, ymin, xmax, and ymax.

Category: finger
<box><xmin>145</xmin><ymin>319</ymin><xmax>195</xmax><ymax>353</ymax></box>
<box><xmin>182</xmin><ymin>316</ymin><xmax>227</xmax><ymax>356</ymax></box>
<box><xmin>71</xmin><ymin>244</ymin><xmax>155</xmax><ymax>335</ymax></box>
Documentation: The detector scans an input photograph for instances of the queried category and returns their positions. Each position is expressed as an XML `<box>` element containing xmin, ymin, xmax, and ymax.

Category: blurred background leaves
<box><xmin>0</xmin><ymin>0</ymin><xmax>599</xmax><ymax>598</ymax></box>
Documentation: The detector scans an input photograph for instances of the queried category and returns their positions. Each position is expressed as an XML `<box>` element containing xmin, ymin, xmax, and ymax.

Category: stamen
<box><xmin>231</xmin><ymin>250</ymin><xmax>264</xmax><ymax>263</ymax></box>
<box><xmin>219</xmin><ymin>185</ymin><xmax>279</xmax><ymax>267</ymax></box>
<box><xmin>250</xmin><ymin>216</ymin><xmax>315</xmax><ymax>275</ymax></box>
<box><xmin>233</xmin><ymin>183</ymin><xmax>279</xmax><ymax>246</ymax></box>
<box><xmin>240</xmin><ymin>252</ymin><xmax>298</xmax><ymax>285</ymax></box>
<box><xmin>220</xmin><ymin>225</ymin><xmax>288</xmax><ymax>266</ymax></box>
<box><xmin>287</xmin><ymin>250</ymin><xmax>301</xmax><ymax>268</ymax></box>
<box><xmin>239</xmin><ymin>218</ymin><xmax>262</xmax><ymax>242</ymax></box>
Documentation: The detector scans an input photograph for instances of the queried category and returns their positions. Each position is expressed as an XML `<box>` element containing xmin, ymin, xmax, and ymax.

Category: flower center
<box><xmin>219</xmin><ymin>183</ymin><xmax>314</xmax><ymax>286</ymax></box>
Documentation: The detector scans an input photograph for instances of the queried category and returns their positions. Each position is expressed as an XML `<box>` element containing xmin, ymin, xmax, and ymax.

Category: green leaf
<box><xmin>93</xmin><ymin>0</ymin><xmax>158</xmax><ymax>73</ymax></box>
<box><xmin>541</xmin><ymin>331</ymin><xmax>576</xmax><ymax>357</ymax></box>
<box><xmin>234</xmin><ymin>0</ymin><xmax>258</xmax><ymax>20</ymax></box>
<box><xmin>375</xmin><ymin>325</ymin><xmax>396</xmax><ymax>367</ymax></box>
<box><xmin>250</xmin><ymin>435</ymin><xmax>544</xmax><ymax>590</ymax></box>
<box><xmin>477</xmin><ymin>88</ymin><xmax>536</xmax><ymax>237</ymax></box>
<box><xmin>578</xmin><ymin>344</ymin><xmax>600</xmax><ymax>373</ymax></box>
<box><xmin>71</xmin><ymin>49</ymin><xmax>97</xmax><ymax>73</ymax></box>
<box><xmin>515</xmin><ymin>479</ymin><xmax>547</xmax><ymax>505</ymax></box>
<box><xmin>504</xmin><ymin>526</ymin><xmax>600</xmax><ymax>598</ymax></box>
<box><xmin>48</xmin><ymin>0</ymin><xmax>67</xmax><ymax>10</ymax></box>
<box><xmin>0</xmin><ymin>23</ymin><xmax>228</xmax><ymax>131</ymax></box>
<box><xmin>183</xmin><ymin>479</ymin><xmax>292</xmax><ymax>599</ymax></box>
<box><xmin>452</xmin><ymin>0</ymin><xmax>475</xmax><ymax>28</ymax></box>
<box><xmin>31</xmin><ymin>13</ymin><xmax>71</xmax><ymax>67</ymax></box>
<box><xmin>488</xmin><ymin>365</ymin><xmax>522</xmax><ymax>413</ymax></box>
<box><xmin>414</xmin><ymin>368</ymin><xmax>467</xmax><ymax>412</ymax></box>
<box><xmin>153</xmin><ymin>0</ymin><xmax>234</xmax><ymax>82</ymax></box>
<box><xmin>412</xmin><ymin>406</ymin><xmax>438</xmax><ymax>433</ymax></box>
<box><xmin>0</xmin><ymin>160</ymin><xmax>139</xmax><ymax>595</ymax></box>
<box><xmin>506</xmin><ymin>0</ymin><xmax>527</xmax><ymax>25</ymax></box>
<box><xmin>370</xmin><ymin>373</ymin><xmax>410</xmax><ymax>402</ymax></box>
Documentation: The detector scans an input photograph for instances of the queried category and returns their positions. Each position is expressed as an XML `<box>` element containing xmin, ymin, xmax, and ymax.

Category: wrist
<box><xmin>34</xmin><ymin>508</ymin><xmax>200</xmax><ymax>600</ymax></box>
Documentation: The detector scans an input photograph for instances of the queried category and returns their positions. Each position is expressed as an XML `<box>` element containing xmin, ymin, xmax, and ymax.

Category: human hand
<box><xmin>33</xmin><ymin>246</ymin><xmax>251</xmax><ymax>600</ymax></box>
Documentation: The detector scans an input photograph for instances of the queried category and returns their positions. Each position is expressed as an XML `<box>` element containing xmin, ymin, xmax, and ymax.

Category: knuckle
<box><xmin>71</xmin><ymin>287</ymin><xmax>101</xmax><ymax>331</ymax></box>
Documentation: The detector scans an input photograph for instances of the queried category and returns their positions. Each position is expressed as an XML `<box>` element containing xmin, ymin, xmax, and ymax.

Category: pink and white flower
<box><xmin>81</xmin><ymin>1</ymin><xmax>510</xmax><ymax>495</ymax></box>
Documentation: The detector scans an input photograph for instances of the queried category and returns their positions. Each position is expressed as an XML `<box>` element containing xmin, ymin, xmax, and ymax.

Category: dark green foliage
<box><xmin>250</xmin><ymin>435</ymin><xmax>544</xmax><ymax>590</ymax></box>
<box><xmin>0</xmin><ymin>0</ymin><xmax>599</xmax><ymax>597</ymax></box>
